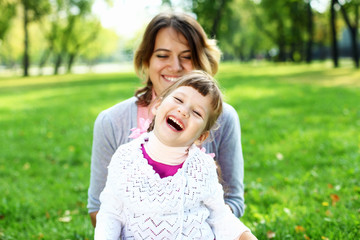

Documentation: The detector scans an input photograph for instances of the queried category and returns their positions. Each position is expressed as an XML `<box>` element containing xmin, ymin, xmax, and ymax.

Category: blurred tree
<box><xmin>0</xmin><ymin>0</ymin><xmax>17</xmax><ymax>40</ymax></box>
<box><xmin>39</xmin><ymin>0</ymin><xmax>100</xmax><ymax>74</ymax></box>
<box><xmin>20</xmin><ymin>0</ymin><xmax>50</xmax><ymax>76</ymax></box>
<box><xmin>191</xmin><ymin>0</ymin><xmax>233</xmax><ymax>38</ymax></box>
<box><xmin>330</xmin><ymin>0</ymin><xmax>339</xmax><ymax>67</ymax></box>
<box><xmin>0</xmin><ymin>15</ymin><xmax>23</xmax><ymax>67</ymax></box>
<box><xmin>249</xmin><ymin>0</ymin><xmax>310</xmax><ymax>62</ymax></box>
<box><xmin>80</xmin><ymin>27</ymin><xmax>119</xmax><ymax>66</ymax></box>
<box><xmin>66</xmin><ymin>16</ymin><xmax>101</xmax><ymax>73</ymax></box>
<box><xmin>335</xmin><ymin>0</ymin><xmax>359</xmax><ymax>68</ymax></box>
<box><xmin>306</xmin><ymin>0</ymin><xmax>314</xmax><ymax>63</ymax></box>
<box><xmin>313</xmin><ymin>9</ymin><xmax>332</xmax><ymax>60</ymax></box>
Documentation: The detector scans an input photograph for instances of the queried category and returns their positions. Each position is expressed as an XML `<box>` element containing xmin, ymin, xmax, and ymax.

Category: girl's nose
<box><xmin>178</xmin><ymin>107</ymin><xmax>189</xmax><ymax>118</ymax></box>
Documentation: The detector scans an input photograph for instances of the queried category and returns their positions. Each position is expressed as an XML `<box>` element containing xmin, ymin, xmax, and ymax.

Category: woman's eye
<box><xmin>182</xmin><ymin>56</ymin><xmax>191</xmax><ymax>60</ymax></box>
<box><xmin>157</xmin><ymin>55</ymin><xmax>168</xmax><ymax>58</ymax></box>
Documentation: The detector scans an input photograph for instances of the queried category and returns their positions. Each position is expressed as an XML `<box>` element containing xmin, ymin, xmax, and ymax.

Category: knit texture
<box><xmin>95</xmin><ymin>133</ymin><xmax>249</xmax><ymax>240</ymax></box>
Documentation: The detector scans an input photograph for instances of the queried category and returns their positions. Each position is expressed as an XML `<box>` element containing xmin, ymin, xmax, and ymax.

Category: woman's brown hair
<box><xmin>134</xmin><ymin>12</ymin><xmax>221</xmax><ymax>107</ymax></box>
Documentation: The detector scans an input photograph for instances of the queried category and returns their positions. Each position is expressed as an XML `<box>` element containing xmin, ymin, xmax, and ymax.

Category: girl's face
<box><xmin>152</xmin><ymin>86</ymin><xmax>211</xmax><ymax>147</ymax></box>
<box><xmin>148</xmin><ymin>27</ymin><xmax>194</xmax><ymax>96</ymax></box>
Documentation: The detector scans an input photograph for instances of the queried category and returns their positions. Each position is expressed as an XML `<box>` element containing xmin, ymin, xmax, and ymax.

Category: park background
<box><xmin>0</xmin><ymin>0</ymin><xmax>359</xmax><ymax>239</ymax></box>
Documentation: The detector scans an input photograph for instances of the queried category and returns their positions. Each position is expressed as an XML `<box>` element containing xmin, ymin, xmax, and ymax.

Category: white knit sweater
<box><xmin>95</xmin><ymin>133</ymin><xmax>250</xmax><ymax>240</ymax></box>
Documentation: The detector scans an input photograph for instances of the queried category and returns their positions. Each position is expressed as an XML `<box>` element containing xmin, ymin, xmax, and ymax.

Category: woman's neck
<box><xmin>144</xmin><ymin>131</ymin><xmax>189</xmax><ymax>165</ymax></box>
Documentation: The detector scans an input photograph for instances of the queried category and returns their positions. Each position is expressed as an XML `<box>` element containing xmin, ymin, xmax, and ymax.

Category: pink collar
<box><xmin>144</xmin><ymin>132</ymin><xmax>189</xmax><ymax>165</ymax></box>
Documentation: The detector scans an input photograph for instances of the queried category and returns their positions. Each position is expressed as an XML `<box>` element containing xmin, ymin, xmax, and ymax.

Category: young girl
<box><xmin>94</xmin><ymin>71</ymin><xmax>257</xmax><ymax>240</ymax></box>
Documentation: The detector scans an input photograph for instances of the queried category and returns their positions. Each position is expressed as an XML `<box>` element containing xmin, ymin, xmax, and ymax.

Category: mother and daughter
<box><xmin>88</xmin><ymin>11</ymin><xmax>257</xmax><ymax>239</ymax></box>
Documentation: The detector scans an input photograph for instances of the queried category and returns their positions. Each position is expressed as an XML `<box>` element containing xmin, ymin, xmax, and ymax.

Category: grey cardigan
<box><xmin>87</xmin><ymin>96</ymin><xmax>245</xmax><ymax>217</ymax></box>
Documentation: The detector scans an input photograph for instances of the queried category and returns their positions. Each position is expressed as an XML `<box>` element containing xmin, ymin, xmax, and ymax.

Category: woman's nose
<box><xmin>168</xmin><ymin>56</ymin><xmax>183</xmax><ymax>72</ymax></box>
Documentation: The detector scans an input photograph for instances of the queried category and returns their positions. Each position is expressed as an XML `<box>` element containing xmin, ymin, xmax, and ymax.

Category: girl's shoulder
<box><xmin>188</xmin><ymin>146</ymin><xmax>217</xmax><ymax>169</ymax></box>
<box><xmin>110</xmin><ymin>133</ymin><xmax>146</xmax><ymax>165</ymax></box>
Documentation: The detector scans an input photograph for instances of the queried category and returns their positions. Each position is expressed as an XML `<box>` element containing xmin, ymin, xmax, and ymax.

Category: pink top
<box><xmin>141</xmin><ymin>144</ymin><xmax>183</xmax><ymax>178</ymax></box>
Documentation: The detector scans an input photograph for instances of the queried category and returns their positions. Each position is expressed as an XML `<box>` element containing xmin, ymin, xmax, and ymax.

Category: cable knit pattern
<box><xmin>95</xmin><ymin>133</ymin><xmax>249</xmax><ymax>240</ymax></box>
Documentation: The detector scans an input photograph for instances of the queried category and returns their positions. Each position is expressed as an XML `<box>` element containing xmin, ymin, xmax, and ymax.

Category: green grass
<box><xmin>0</xmin><ymin>62</ymin><xmax>359</xmax><ymax>239</ymax></box>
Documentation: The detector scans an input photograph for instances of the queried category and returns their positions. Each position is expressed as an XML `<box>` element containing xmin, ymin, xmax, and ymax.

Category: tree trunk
<box><xmin>23</xmin><ymin>2</ymin><xmax>30</xmax><ymax>76</ymax></box>
<box><xmin>277</xmin><ymin>19</ymin><xmax>286</xmax><ymax>62</ymax></box>
<box><xmin>211</xmin><ymin>0</ymin><xmax>226</xmax><ymax>38</ymax></box>
<box><xmin>330</xmin><ymin>0</ymin><xmax>339</xmax><ymax>68</ymax></box>
<box><xmin>306</xmin><ymin>0</ymin><xmax>314</xmax><ymax>63</ymax></box>
<box><xmin>54</xmin><ymin>54</ymin><xmax>62</xmax><ymax>75</ymax></box>
<box><xmin>337</xmin><ymin>0</ymin><xmax>359</xmax><ymax>68</ymax></box>
<box><xmin>67</xmin><ymin>53</ymin><xmax>76</xmax><ymax>73</ymax></box>
<box><xmin>38</xmin><ymin>48</ymin><xmax>52</xmax><ymax>75</ymax></box>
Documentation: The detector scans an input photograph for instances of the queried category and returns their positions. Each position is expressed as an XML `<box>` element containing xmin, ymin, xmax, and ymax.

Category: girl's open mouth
<box><xmin>167</xmin><ymin>116</ymin><xmax>184</xmax><ymax>131</ymax></box>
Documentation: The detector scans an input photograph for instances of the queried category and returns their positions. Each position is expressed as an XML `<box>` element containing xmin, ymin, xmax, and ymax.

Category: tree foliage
<box><xmin>0</xmin><ymin>0</ymin><xmax>17</xmax><ymax>40</ymax></box>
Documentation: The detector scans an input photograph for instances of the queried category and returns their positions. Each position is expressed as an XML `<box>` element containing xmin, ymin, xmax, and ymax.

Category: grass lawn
<box><xmin>0</xmin><ymin>61</ymin><xmax>359</xmax><ymax>239</ymax></box>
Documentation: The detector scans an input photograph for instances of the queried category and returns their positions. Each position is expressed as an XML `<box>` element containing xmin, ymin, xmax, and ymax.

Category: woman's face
<box><xmin>148</xmin><ymin>27</ymin><xmax>194</xmax><ymax>96</ymax></box>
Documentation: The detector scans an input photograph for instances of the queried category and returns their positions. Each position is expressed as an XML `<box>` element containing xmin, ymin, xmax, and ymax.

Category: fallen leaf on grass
<box><xmin>327</xmin><ymin>184</ymin><xmax>333</xmax><ymax>189</ymax></box>
<box><xmin>330</xmin><ymin>194</ymin><xmax>340</xmax><ymax>206</ymax></box>
<box><xmin>266</xmin><ymin>231</ymin><xmax>276</xmax><ymax>239</ymax></box>
<box><xmin>303</xmin><ymin>234</ymin><xmax>310</xmax><ymax>240</ymax></box>
<box><xmin>322</xmin><ymin>202</ymin><xmax>329</xmax><ymax>206</ymax></box>
<box><xmin>58</xmin><ymin>210</ymin><xmax>72</xmax><ymax>222</ymax></box>
<box><xmin>23</xmin><ymin>162</ymin><xmax>30</xmax><ymax>170</ymax></box>
<box><xmin>295</xmin><ymin>225</ymin><xmax>305</xmax><ymax>233</ymax></box>
<box><xmin>354</xmin><ymin>186</ymin><xmax>360</xmax><ymax>193</ymax></box>
<box><xmin>283</xmin><ymin>208</ymin><xmax>291</xmax><ymax>216</ymax></box>
<box><xmin>321</xmin><ymin>236</ymin><xmax>329</xmax><ymax>240</ymax></box>
<box><xmin>276</xmin><ymin>152</ymin><xmax>284</xmax><ymax>160</ymax></box>
<box><xmin>38</xmin><ymin>233</ymin><xmax>44</xmax><ymax>239</ymax></box>
<box><xmin>325</xmin><ymin>210</ymin><xmax>332</xmax><ymax>216</ymax></box>
<box><xmin>58</xmin><ymin>216</ymin><xmax>72</xmax><ymax>222</ymax></box>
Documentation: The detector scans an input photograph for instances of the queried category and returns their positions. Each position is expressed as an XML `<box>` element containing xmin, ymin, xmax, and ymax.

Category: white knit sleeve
<box><xmin>203</xmin><ymin>159</ymin><xmax>250</xmax><ymax>240</ymax></box>
<box><xmin>94</xmin><ymin>151</ymin><xmax>124</xmax><ymax>240</ymax></box>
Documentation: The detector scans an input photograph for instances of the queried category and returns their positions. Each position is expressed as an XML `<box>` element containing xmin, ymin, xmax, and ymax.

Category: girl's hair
<box><xmin>134</xmin><ymin>12</ymin><xmax>221</xmax><ymax>107</ymax></box>
<box><xmin>148</xmin><ymin>70</ymin><xmax>223</xmax><ymax>133</ymax></box>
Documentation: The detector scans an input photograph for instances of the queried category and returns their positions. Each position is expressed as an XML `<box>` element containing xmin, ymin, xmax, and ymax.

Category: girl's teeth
<box><xmin>169</xmin><ymin>116</ymin><xmax>183</xmax><ymax>129</ymax></box>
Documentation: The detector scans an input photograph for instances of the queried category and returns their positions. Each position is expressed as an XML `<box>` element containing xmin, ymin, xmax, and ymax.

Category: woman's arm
<box><xmin>238</xmin><ymin>231</ymin><xmax>258</xmax><ymax>240</ymax></box>
<box><xmin>88</xmin><ymin>111</ymin><xmax>118</xmax><ymax>224</ymax></box>
<box><xmin>214</xmin><ymin>103</ymin><xmax>245</xmax><ymax>217</ymax></box>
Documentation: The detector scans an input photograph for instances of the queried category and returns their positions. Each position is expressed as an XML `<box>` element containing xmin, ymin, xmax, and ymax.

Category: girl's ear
<box><xmin>195</xmin><ymin>131</ymin><xmax>209</xmax><ymax>146</ymax></box>
<box><xmin>151</xmin><ymin>98</ymin><xmax>162</xmax><ymax>115</ymax></box>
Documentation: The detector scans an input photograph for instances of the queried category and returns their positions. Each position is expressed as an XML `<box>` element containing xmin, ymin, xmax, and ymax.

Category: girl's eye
<box><xmin>174</xmin><ymin>97</ymin><xmax>183</xmax><ymax>103</ymax></box>
<box><xmin>157</xmin><ymin>55</ymin><xmax>168</xmax><ymax>58</ymax></box>
<box><xmin>182</xmin><ymin>56</ymin><xmax>191</xmax><ymax>60</ymax></box>
<box><xmin>193</xmin><ymin>110</ymin><xmax>202</xmax><ymax>118</ymax></box>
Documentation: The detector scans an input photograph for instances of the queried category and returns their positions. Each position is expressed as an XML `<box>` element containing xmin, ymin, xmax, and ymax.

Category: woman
<box><xmin>87</xmin><ymin>12</ymin><xmax>245</xmax><ymax>227</ymax></box>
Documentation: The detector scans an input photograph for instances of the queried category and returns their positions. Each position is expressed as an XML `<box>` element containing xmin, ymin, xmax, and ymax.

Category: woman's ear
<box><xmin>151</xmin><ymin>98</ymin><xmax>162</xmax><ymax>116</ymax></box>
<box><xmin>195</xmin><ymin>131</ymin><xmax>209</xmax><ymax>146</ymax></box>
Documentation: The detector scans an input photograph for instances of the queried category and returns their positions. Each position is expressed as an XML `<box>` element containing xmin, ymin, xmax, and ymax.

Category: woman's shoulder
<box><xmin>99</xmin><ymin>96</ymin><xmax>137</xmax><ymax>120</ymax></box>
<box><xmin>219</xmin><ymin>102</ymin><xmax>239</xmax><ymax>122</ymax></box>
<box><xmin>93</xmin><ymin>97</ymin><xmax>138</xmax><ymax>142</ymax></box>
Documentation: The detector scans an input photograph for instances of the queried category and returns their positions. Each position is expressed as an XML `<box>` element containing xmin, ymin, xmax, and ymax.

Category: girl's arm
<box><xmin>203</xmin><ymin>156</ymin><xmax>257</xmax><ymax>240</ymax></box>
<box><xmin>94</xmin><ymin>151</ymin><xmax>125</xmax><ymax>240</ymax></box>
